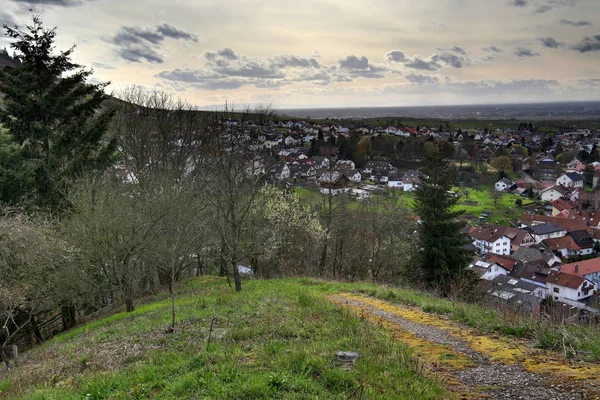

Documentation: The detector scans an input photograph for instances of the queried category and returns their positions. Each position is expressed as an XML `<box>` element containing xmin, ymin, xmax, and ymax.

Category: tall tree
<box><xmin>0</xmin><ymin>16</ymin><xmax>116</xmax><ymax>209</ymax></box>
<box><xmin>412</xmin><ymin>149</ymin><xmax>473</xmax><ymax>295</ymax></box>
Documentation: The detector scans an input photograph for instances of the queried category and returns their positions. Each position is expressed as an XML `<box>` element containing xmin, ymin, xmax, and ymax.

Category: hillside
<box><xmin>1</xmin><ymin>278</ymin><xmax>599</xmax><ymax>399</ymax></box>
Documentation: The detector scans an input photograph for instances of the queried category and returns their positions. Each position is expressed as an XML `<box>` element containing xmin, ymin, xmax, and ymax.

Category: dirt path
<box><xmin>329</xmin><ymin>293</ymin><xmax>600</xmax><ymax>400</ymax></box>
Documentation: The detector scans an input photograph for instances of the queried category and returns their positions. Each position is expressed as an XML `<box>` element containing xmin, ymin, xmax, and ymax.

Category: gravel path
<box><xmin>330</xmin><ymin>295</ymin><xmax>592</xmax><ymax>400</ymax></box>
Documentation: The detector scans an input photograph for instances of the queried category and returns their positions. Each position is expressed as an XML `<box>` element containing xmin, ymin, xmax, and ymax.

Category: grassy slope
<box><xmin>0</xmin><ymin>278</ymin><xmax>443</xmax><ymax>400</ymax></box>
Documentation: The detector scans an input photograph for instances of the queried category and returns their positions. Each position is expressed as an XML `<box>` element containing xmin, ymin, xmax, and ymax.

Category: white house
<box><xmin>274</xmin><ymin>163</ymin><xmax>290</xmax><ymax>181</ymax></box>
<box><xmin>556</xmin><ymin>172</ymin><xmax>584</xmax><ymax>188</ymax></box>
<box><xmin>540</xmin><ymin>186</ymin><xmax>568</xmax><ymax>202</ymax></box>
<box><xmin>495</xmin><ymin>178</ymin><xmax>515</xmax><ymax>192</ymax></box>
<box><xmin>341</xmin><ymin>170</ymin><xmax>362</xmax><ymax>183</ymax></box>
<box><xmin>284</xmin><ymin>136</ymin><xmax>300</xmax><ymax>146</ymax></box>
<box><xmin>546</xmin><ymin>271</ymin><xmax>596</xmax><ymax>303</ymax></box>
<box><xmin>401</xmin><ymin>170</ymin><xmax>420</xmax><ymax>192</ymax></box>
<box><xmin>528</xmin><ymin>223</ymin><xmax>567</xmax><ymax>243</ymax></box>
<box><xmin>335</xmin><ymin>160</ymin><xmax>356</xmax><ymax>170</ymax></box>
<box><xmin>388</xmin><ymin>172</ymin><xmax>403</xmax><ymax>188</ymax></box>
<box><xmin>469</xmin><ymin>227</ymin><xmax>511</xmax><ymax>255</ymax></box>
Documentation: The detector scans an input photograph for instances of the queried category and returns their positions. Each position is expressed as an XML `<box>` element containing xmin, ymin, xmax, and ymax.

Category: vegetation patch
<box><xmin>0</xmin><ymin>278</ymin><xmax>444</xmax><ymax>399</ymax></box>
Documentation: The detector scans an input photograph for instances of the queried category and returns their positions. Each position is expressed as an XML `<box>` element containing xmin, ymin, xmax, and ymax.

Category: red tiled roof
<box><xmin>487</xmin><ymin>253</ymin><xmax>518</xmax><ymax>272</ymax></box>
<box><xmin>543</xmin><ymin>236</ymin><xmax>580</xmax><ymax>251</ymax></box>
<box><xmin>550</xmin><ymin>198</ymin><xmax>575</xmax><ymax>212</ymax></box>
<box><xmin>560</xmin><ymin>258</ymin><xmax>600</xmax><ymax>277</ymax></box>
<box><xmin>547</xmin><ymin>270</ymin><xmax>587</xmax><ymax>290</ymax></box>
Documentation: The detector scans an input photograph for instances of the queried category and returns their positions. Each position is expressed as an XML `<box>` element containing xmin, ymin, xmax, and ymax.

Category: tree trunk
<box><xmin>0</xmin><ymin>347</ymin><xmax>11</xmax><ymax>371</ymax></box>
<box><xmin>170</xmin><ymin>261</ymin><xmax>176</xmax><ymax>329</ymax></box>
<box><xmin>230</xmin><ymin>203</ymin><xmax>242</xmax><ymax>292</ymax></box>
<box><xmin>125</xmin><ymin>286</ymin><xmax>135</xmax><ymax>312</ymax></box>
<box><xmin>61</xmin><ymin>305</ymin><xmax>77</xmax><ymax>331</ymax></box>
<box><xmin>30</xmin><ymin>314</ymin><xmax>44</xmax><ymax>343</ymax></box>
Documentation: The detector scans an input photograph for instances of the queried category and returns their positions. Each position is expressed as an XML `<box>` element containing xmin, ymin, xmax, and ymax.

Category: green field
<box><xmin>1</xmin><ymin>278</ymin><xmax>443</xmax><ymax>399</ymax></box>
<box><xmin>296</xmin><ymin>185</ymin><xmax>525</xmax><ymax>225</ymax></box>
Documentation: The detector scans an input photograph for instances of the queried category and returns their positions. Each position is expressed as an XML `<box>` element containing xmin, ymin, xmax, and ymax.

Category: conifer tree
<box><xmin>412</xmin><ymin>148</ymin><xmax>472</xmax><ymax>295</ymax></box>
<box><xmin>0</xmin><ymin>16</ymin><xmax>116</xmax><ymax>209</ymax></box>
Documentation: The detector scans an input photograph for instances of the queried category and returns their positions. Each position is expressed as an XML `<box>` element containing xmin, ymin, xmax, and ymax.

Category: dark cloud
<box><xmin>482</xmin><ymin>45</ymin><xmax>503</xmax><ymax>53</ymax></box>
<box><xmin>385</xmin><ymin>50</ymin><xmax>407</xmax><ymax>63</ymax></box>
<box><xmin>9</xmin><ymin>0</ymin><xmax>93</xmax><ymax>6</ymax></box>
<box><xmin>511</xmin><ymin>0</ymin><xmax>527</xmax><ymax>7</ymax></box>
<box><xmin>534</xmin><ymin>5</ymin><xmax>552</xmax><ymax>13</ymax></box>
<box><xmin>119</xmin><ymin>47</ymin><xmax>163</xmax><ymax>64</ymax></box>
<box><xmin>538</xmin><ymin>37</ymin><xmax>565</xmax><ymax>48</ymax></box>
<box><xmin>109</xmin><ymin>23</ymin><xmax>198</xmax><ymax>63</ymax></box>
<box><xmin>558</xmin><ymin>19</ymin><xmax>592</xmax><ymax>27</ymax></box>
<box><xmin>404</xmin><ymin>57</ymin><xmax>441</xmax><ymax>71</ymax></box>
<box><xmin>338</xmin><ymin>55</ymin><xmax>386</xmax><ymax>78</ymax></box>
<box><xmin>515</xmin><ymin>47</ymin><xmax>540</xmax><ymax>57</ymax></box>
<box><xmin>156</xmin><ymin>23</ymin><xmax>199</xmax><ymax>42</ymax></box>
<box><xmin>339</xmin><ymin>55</ymin><xmax>369</xmax><ymax>70</ymax></box>
<box><xmin>571</xmin><ymin>35</ymin><xmax>600</xmax><ymax>53</ymax></box>
<box><xmin>405</xmin><ymin>74</ymin><xmax>439</xmax><ymax>85</ymax></box>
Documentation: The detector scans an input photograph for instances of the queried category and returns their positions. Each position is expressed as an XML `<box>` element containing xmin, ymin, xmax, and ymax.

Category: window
<box><xmin>553</xmin><ymin>287</ymin><xmax>559</xmax><ymax>293</ymax></box>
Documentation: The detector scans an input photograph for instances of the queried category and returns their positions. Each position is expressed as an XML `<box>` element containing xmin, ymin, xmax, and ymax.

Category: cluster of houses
<box><xmin>465</xmin><ymin>207</ymin><xmax>600</xmax><ymax>311</ymax></box>
<box><xmin>271</xmin><ymin>148</ymin><xmax>420</xmax><ymax>196</ymax></box>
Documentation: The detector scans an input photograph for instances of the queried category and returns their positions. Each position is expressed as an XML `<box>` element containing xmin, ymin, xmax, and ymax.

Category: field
<box><xmin>0</xmin><ymin>278</ymin><xmax>443</xmax><ymax>399</ymax></box>
<box><xmin>3</xmin><ymin>277</ymin><xmax>600</xmax><ymax>399</ymax></box>
<box><xmin>297</xmin><ymin>184</ymin><xmax>526</xmax><ymax>225</ymax></box>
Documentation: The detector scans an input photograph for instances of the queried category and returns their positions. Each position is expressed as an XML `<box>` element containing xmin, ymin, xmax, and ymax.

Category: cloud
<box><xmin>534</xmin><ymin>5</ymin><xmax>552</xmax><ymax>13</ymax></box>
<box><xmin>339</xmin><ymin>55</ymin><xmax>369</xmax><ymax>70</ymax></box>
<box><xmin>91</xmin><ymin>61</ymin><xmax>115</xmax><ymax>70</ymax></box>
<box><xmin>571</xmin><ymin>35</ymin><xmax>600</xmax><ymax>53</ymax></box>
<box><xmin>9</xmin><ymin>0</ymin><xmax>93</xmax><ymax>6</ymax></box>
<box><xmin>482</xmin><ymin>45</ymin><xmax>503</xmax><ymax>53</ymax></box>
<box><xmin>558</xmin><ymin>19</ymin><xmax>592</xmax><ymax>27</ymax></box>
<box><xmin>404</xmin><ymin>57</ymin><xmax>442</xmax><ymax>71</ymax></box>
<box><xmin>0</xmin><ymin>11</ymin><xmax>18</xmax><ymax>27</ymax></box>
<box><xmin>515</xmin><ymin>47</ymin><xmax>540</xmax><ymax>57</ymax></box>
<box><xmin>538</xmin><ymin>37</ymin><xmax>565</xmax><ymax>48</ymax></box>
<box><xmin>385</xmin><ymin>50</ymin><xmax>407</xmax><ymax>63</ymax></box>
<box><xmin>405</xmin><ymin>74</ymin><xmax>439</xmax><ymax>85</ymax></box>
<box><xmin>108</xmin><ymin>23</ymin><xmax>198</xmax><ymax>63</ymax></box>
<box><xmin>338</xmin><ymin>55</ymin><xmax>387</xmax><ymax>78</ymax></box>
<box><xmin>511</xmin><ymin>0</ymin><xmax>527</xmax><ymax>6</ymax></box>
<box><xmin>157</xmin><ymin>49</ymin><xmax>387</xmax><ymax>91</ymax></box>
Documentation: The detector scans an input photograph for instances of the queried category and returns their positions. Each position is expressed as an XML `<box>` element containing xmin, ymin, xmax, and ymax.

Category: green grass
<box><xmin>453</xmin><ymin>186</ymin><xmax>524</xmax><ymax>225</ymax></box>
<box><xmin>3</xmin><ymin>278</ymin><xmax>443</xmax><ymax>399</ymax></box>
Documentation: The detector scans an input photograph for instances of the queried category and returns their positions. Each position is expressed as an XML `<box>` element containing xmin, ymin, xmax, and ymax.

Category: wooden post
<box><xmin>12</xmin><ymin>345</ymin><xmax>18</xmax><ymax>367</ymax></box>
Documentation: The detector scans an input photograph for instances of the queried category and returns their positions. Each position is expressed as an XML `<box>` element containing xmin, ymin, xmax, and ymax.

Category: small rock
<box><xmin>334</xmin><ymin>351</ymin><xmax>359</xmax><ymax>365</ymax></box>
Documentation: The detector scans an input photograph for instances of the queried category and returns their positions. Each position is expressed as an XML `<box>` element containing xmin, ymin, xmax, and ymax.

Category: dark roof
<box><xmin>569</xmin><ymin>230</ymin><xmax>594</xmax><ymax>248</ymax></box>
<box><xmin>564</xmin><ymin>172</ymin><xmax>583</xmax><ymax>182</ymax></box>
<box><xmin>528</xmin><ymin>223</ymin><xmax>565</xmax><ymax>235</ymax></box>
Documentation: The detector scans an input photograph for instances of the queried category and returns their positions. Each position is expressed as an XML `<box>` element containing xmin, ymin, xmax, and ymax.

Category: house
<box><xmin>401</xmin><ymin>170</ymin><xmax>420</xmax><ymax>192</ymax></box>
<box><xmin>467</xmin><ymin>258</ymin><xmax>513</xmax><ymax>281</ymax></box>
<box><xmin>335</xmin><ymin>160</ymin><xmax>355</xmax><ymax>170</ymax></box>
<box><xmin>363</xmin><ymin>161</ymin><xmax>394</xmax><ymax>174</ymax></box>
<box><xmin>511</xmin><ymin>260</ymin><xmax>552</xmax><ymax>292</ymax></box>
<box><xmin>339</xmin><ymin>169</ymin><xmax>362</xmax><ymax>183</ymax></box>
<box><xmin>546</xmin><ymin>271</ymin><xmax>596</xmax><ymax>303</ymax></box>
<box><xmin>566</xmin><ymin>157</ymin><xmax>586</xmax><ymax>172</ymax></box>
<box><xmin>569</xmin><ymin>230</ymin><xmax>595</xmax><ymax>255</ymax></box>
<box><xmin>371</xmin><ymin>169</ymin><xmax>390</xmax><ymax>183</ymax></box>
<box><xmin>482</xmin><ymin>275</ymin><xmax>546</xmax><ymax>311</ymax></box>
<box><xmin>312</xmin><ymin>156</ymin><xmax>330</xmax><ymax>169</ymax></box>
<box><xmin>274</xmin><ymin>162</ymin><xmax>290</xmax><ymax>181</ymax></box>
<box><xmin>540</xmin><ymin>185</ymin><xmax>570</xmax><ymax>202</ymax></box>
<box><xmin>527</xmin><ymin>223</ymin><xmax>567</xmax><ymax>243</ymax></box>
<box><xmin>284</xmin><ymin>135</ymin><xmax>300</xmax><ymax>146</ymax></box>
<box><xmin>289</xmin><ymin>163</ymin><xmax>316</xmax><ymax>179</ymax></box>
<box><xmin>388</xmin><ymin>172</ymin><xmax>403</xmax><ymax>188</ymax></box>
<box><xmin>556</xmin><ymin>172</ymin><xmax>584</xmax><ymax>188</ymax></box>
<box><xmin>542</xmin><ymin>235</ymin><xmax>589</xmax><ymax>258</ymax></box>
<box><xmin>549</xmin><ymin>198</ymin><xmax>576</xmax><ymax>216</ymax></box>
<box><xmin>469</xmin><ymin>226</ymin><xmax>512</xmax><ymax>255</ymax></box>
<box><xmin>512</xmin><ymin>245</ymin><xmax>561</xmax><ymax>267</ymax></box>
<box><xmin>560</xmin><ymin>259</ymin><xmax>600</xmax><ymax>285</ymax></box>
<box><xmin>495</xmin><ymin>178</ymin><xmax>515</xmax><ymax>192</ymax></box>
<box><xmin>319</xmin><ymin>172</ymin><xmax>351</xmax><ymax>195</ymax></box>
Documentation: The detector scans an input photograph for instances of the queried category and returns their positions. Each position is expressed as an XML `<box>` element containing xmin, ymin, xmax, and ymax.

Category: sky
<box><xmin>1</xmin><ymin>0</ymin><xmax>600</xmax><ymax>109</ymax></box>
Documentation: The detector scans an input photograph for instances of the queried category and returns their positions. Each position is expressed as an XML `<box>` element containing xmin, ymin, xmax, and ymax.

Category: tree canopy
<box><xmin>0</xmin><ymin>16</ymin><xmax>116</xmax><ymax>210</ymax></box>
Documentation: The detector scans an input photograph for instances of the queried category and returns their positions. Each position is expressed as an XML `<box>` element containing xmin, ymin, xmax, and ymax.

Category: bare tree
<box><xmin>200</xmin><ymin>105</ymin><xmax>275</xmax><ymax>292</ymax></box>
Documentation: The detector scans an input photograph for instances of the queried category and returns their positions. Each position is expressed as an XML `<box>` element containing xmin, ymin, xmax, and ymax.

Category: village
<box><xmin>251</xmin><ymin>117</ymin><xmax>600</xmax><ymax>317</ymax></box>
